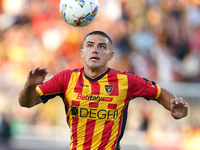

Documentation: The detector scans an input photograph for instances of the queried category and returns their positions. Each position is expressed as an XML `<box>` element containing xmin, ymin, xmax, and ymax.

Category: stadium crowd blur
<box><xmin>0</xmin><ymin>0</ymin><xmax>200</xmax><ymax>149</ymax></box>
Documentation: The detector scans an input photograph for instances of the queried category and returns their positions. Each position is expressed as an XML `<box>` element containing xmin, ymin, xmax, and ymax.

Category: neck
<box><xmin>84</xmin><ymin>66</ymin><xmax>108</xmax><ymax>77</ymax></box>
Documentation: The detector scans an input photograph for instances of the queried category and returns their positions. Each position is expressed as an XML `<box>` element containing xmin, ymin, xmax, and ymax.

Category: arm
<box><xmin>156</xmin><ymin>88</ymin><xmax>188</xmax><ymax>119</ymax></box>
<box><xmin>18</xmin><ymin>67</ymin><xmax>48</xmax><ymax>108</ymax></box>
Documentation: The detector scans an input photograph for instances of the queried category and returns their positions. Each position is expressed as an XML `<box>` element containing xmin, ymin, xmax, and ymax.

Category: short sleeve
<box><xmin>36</xmin><ymin>70</ymin><xmax>71</xmax><ymax>103</ymax></box>
<box><xmin>127</xmin><ymin>73</ymin><xmax>161</xmax><ymax>100</ymax></box>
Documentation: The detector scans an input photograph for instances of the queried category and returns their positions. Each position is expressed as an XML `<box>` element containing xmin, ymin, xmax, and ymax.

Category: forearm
<box><xmin>156</xmin><ymin>88</ymin><xmax>188</xmax><ymax>119</ymax></box>
<box><xmin>18</xmin><ymin>81</ymin><xmax>39</xmax><ymax>108</ymax></box>
<box><xmin>156</xmin><ymin>88</ymin><xmax>176</xmax><ymax>111</ymax></box>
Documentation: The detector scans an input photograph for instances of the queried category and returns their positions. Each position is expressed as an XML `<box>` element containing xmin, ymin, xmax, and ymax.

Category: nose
<box><xmin>92</xmin><ymin>45</ymin><xmax>98</xmax><ymax>53</ymax></box>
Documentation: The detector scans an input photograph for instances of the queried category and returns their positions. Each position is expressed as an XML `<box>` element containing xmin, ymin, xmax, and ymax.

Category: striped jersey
<box><xmin>36</xmin><ymin>68</ymin><xmax>161</xmax><ymax>150</ymax></box>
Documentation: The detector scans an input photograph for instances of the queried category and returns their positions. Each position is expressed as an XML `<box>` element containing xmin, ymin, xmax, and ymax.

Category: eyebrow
<box><xmin>86</xmin><ymin>41</ymin><xmax>94</xmax><ymax>44</ymax></box>
<box><xmin>86</xmin><ymin>41</ymin><xmax>107</xmax><ymax>46</ymax></box>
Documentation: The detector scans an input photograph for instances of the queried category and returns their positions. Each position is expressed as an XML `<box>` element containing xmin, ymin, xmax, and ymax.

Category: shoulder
<box><xmin>109</xmin><ymin>68</ymin><xmax>138</xmax><ymax>82</ymax></box>
<box><xmin>109</xmin><ymin>68</ymin><xmax>136</xmax><ymax>77</ymax></box>
<box><xmin>53</xmin><ymin>68</ymin><xmax>83</xmax><ymax>79</ymax></box>
<box><xmin>57</xmin><ymin>68</ymin><xmax>83</xmax><ymax>74</ymax></box>
<box><xmin>109</xmin><ymin>68</ymin><xmax>154</xmax><ymax>83</ymax></box>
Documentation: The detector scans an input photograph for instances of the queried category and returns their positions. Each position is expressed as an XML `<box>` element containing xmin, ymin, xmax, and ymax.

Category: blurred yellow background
<box><xmin>0</xmin><ymin>0</ymin><xmax>200</xmax><ymax>150</ymax></box>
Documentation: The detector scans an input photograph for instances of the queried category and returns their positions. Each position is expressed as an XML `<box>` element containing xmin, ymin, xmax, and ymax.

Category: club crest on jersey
<box><xmin>105</xmin><ymin>85</ymin><xmax>113</xmax><ymax>95</ymax></box>
<box><xmin>71</xmin><ymin>106</ymin><xmax>78</xmax><ymax>117</ymax></box>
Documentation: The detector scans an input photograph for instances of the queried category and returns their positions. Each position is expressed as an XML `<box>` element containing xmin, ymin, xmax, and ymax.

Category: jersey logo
<box><xmin>77</xmin><ymin>93</ymin><xmax>113</xmax><ymax>102</ymax></box>
<box><xmin>71</xmin><ymin>106</ymin><xmax>78</xmax><ymax>117</ymax></box>
<box><xmin>105</xmin><ymin>85</ymin><xmax>113</xmax><ymax>95</ymax></box>
<box><xmin>78</xmin><ymin>83</ymin><xmax>89</xmax><ymax>87</ymax></box>
<box><xmin>71</xmin><ymin>101</ymin><xmax>118</xmax><ymax>120</ymax></box>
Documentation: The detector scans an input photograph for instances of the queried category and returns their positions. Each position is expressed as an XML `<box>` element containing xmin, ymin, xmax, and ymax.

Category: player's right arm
<box><xmin>18</xmin><ymin>67</ymin><xmax>48</xmax><ymax>108</ymax></box>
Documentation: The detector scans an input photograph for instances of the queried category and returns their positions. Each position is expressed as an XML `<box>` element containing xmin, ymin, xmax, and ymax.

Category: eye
<box><xmin>99</xmin><ymin>45</ymin><xmax>106</xmax><ymax>49</ymax></box>
<box><xmin>87</xmin><ymin>44</ymin><xmax>93</xmax><ymax>48</ymax></box>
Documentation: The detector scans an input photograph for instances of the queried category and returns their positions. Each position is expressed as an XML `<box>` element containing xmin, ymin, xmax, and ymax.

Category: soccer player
<box><xmin>18</xmin><ymin>31</ymin><xmax>188</xmax><ymax>150</ymax></box>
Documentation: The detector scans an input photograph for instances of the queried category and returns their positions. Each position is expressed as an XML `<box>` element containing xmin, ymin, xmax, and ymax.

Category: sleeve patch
<box><xmin>36</xmin><ymin>86</ymin><xmax>44</xmax><ymax>96</ymax></box>
<box><xmin>155</xmin><ymin>85</ymin><xmax>161</xmax><ymax>99</ymax></box>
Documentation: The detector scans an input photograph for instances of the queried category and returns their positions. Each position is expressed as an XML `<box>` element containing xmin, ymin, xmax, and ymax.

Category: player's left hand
<box><xmin>171</xmin><ymin>97</ymin><xmax>188</xmax><ymax>119</ymax></box>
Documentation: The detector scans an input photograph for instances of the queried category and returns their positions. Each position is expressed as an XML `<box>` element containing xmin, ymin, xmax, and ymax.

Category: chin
<box><xmin>88</xmin><ymin>63</ymin><xmax>100</xmax><ymax>68</ymax></box>
<box><xmin>87</xmin><ymin>64</ymin><xmax>102</xmax><ymax>70</ymax></box>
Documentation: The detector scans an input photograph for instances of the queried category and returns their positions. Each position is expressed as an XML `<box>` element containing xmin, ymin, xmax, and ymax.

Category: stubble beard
<box><xmin>85</xmin><ymin>61</ymin><xmax>108</xmax><ymax>74</ymax></box>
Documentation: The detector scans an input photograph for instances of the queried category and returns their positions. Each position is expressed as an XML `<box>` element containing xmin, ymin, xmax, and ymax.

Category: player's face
<box><xmin>81</xmin><ymin>34</ymin><xmax>114</xmax><ymax>72</ymax></box>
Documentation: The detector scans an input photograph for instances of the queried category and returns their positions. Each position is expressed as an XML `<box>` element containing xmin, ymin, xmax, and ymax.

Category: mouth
<box><xmin>90</xmin><ymin>56</ymin><xmax>99</xmax><ymax>61</ymax></box>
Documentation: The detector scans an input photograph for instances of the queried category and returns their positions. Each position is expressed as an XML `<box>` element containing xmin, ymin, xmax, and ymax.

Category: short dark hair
<box><xmin>83</xmin><ymin>30</ymin><xmax>112</xmax><ymax>45</ymax></box>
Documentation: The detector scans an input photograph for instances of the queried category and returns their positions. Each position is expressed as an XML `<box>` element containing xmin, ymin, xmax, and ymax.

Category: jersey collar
<box><xmin>83</xmin><ymin>67</ymin><xmax>111</xmax><ymax>82</ymax></box>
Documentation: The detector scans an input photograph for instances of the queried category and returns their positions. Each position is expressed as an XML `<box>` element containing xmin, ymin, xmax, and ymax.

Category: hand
<box><xmin>171</xmin><ymin>97</ymin><xmax>188</xmax><ymax>119</ymax></box>
<box><xmin>26</xmin><ymin>67</ymin><xmax>49</xmax><ymax>86</ymax></box>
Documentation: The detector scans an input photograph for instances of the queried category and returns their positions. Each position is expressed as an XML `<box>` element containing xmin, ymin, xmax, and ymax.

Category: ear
<box><xmin>80</xmin><ymin>49</ymin><xmax>84</xmax><ymax>58</ymax></box>
<box><xmin>108</xmin><ymin>51</ymin><xmax>114</xmax><ymax>61</ymax></box>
